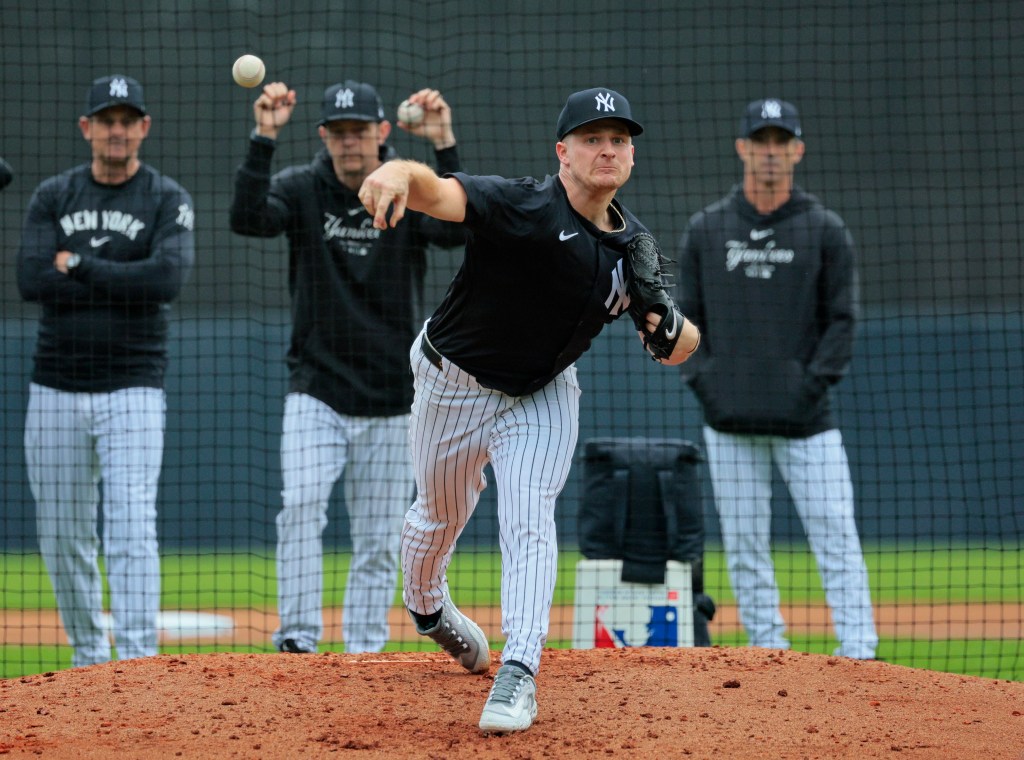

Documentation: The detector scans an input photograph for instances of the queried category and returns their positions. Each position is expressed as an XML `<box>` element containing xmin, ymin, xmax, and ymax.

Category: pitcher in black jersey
<box><xmin>359</xmin><ymin>87</ymin><xmax>699</xmax><ymax>733</ymax></box>
<box><xmin>16</xmin><ymin>75</ymin><xmax>195</xmax><ymax>667</ymax></box>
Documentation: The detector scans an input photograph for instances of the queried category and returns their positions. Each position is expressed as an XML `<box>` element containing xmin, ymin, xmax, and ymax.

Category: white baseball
<box><xmin>232</xmin><ymin>54</ymin><xmax>266</xmax><ymax>88</ymax></box>
<box><xmin>397</xmin><ymin>99</ymin><xmax>425</xmax><ymax>126</ymax></box>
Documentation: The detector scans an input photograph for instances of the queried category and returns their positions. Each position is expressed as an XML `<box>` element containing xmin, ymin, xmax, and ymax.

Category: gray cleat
<box><xmin>478</xmin><ymin>663</ymin><xmax>538</xmax><ymax>733</ymax></box>
<box><xmin>411</xmin><ymin>598</ymin><xmax>490</xmax><ymax>674</ymax></box>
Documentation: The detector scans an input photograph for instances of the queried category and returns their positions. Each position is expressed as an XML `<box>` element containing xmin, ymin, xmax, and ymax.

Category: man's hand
<box><xmin>359</xmin><ymin>160</ymin><xmax>466</xmax><ymax>230</ymax></box>
<box><xmin>397</xmin><ymin>88</ymin><xmax>456</xmax><ymax>150</ymax></box>
<box><xmin>53</xmin><ymin>250</ymin><xmax>75</xmax><ymax>274</ymax></box>
<box><xmin>637</xmin><ymin>309</ymin><xmax>701</xmax><ymax>366</ymax></box>
<box><xmin>359</xmin><ymin>162</ymin><xmax>412</xmax><ymax>230</ymax></box>
<box><xmin>253</xmin><ymin>82</ymin><xmax>297</xmax><ymax>140</ymax></box>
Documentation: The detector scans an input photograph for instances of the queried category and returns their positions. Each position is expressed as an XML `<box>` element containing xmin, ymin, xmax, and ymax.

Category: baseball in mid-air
<box><xmin>397</xmin><ymin>99</ymin><xmax>425</xmax><ymax>126</ymax></box>
<box><xmin>232</xmin><ymin>54</ymin><xmax>266</xmax><ymax>88</ymax></box>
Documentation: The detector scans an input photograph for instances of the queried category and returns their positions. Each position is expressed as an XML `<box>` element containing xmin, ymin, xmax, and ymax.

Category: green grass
<box><xmin>6</xmin><ymin>544</ymin><xmax>1022</xmax><ymax>610</ymax></box>
<box><xmin>2</xmin><ymin>544</ymin><xmax>1021</xmax><ymax>680</ymax></box>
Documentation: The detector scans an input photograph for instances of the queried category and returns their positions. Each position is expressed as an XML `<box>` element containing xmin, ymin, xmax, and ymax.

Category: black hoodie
<box><xmin>676</xmin><ymin>184</ymin><xmax>858</xmax><ymax>438</ymax></box>
<box><xmin>231</xmin><ymin>137</ymin><xmax>465</xmax><ymax>416</ymax></box>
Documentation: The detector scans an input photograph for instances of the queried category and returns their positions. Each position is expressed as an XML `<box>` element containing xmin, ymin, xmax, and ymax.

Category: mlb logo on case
<box><xmin>573</xmin><ymin>559</ymin><xmax>694</xmax><ymax>648</ymax></box>
<box><xmin>594</xmin><ymin>603</ymin><xmax>681</xmax><ymax>647</ymax></box>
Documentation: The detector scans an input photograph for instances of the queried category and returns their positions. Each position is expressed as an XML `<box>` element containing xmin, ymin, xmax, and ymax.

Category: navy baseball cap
<box><xmin>740</xmin><ymin>98</ymin><xmax>802</xmax><ymax>138</ymax></box>
<box><xmin>318</xmin><ymin>80</ymin><xmax>385</xmax><ymax>125</ymax></box>
<box><xmin>556</xmin><ymin>87</ymin><xmax>644</xmax><ymax>140</ymax></box>
<box><xmin>85</xmin><ymin>75</ymin><xmax>147</xmax><ymax>117</ymax></box>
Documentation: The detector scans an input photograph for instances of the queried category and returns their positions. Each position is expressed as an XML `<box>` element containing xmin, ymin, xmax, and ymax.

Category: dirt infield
<box><xmin>1</xmin><ymin>648</ymin><xmax>1021</xmax><ymax>759</ymax></box>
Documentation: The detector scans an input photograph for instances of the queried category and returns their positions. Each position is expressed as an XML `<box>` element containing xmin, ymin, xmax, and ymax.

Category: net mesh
<box><xmin>0</xmin><ymin>0</ymin><xmax>1020</xmax><ymax>679</ymax></box>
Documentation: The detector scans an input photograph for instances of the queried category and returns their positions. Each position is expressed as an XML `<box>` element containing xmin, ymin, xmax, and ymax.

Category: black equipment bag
<box><xmin>579</xmin><ymin>437</ymin><xmax>716</xmax><ymax>645</ymax></box>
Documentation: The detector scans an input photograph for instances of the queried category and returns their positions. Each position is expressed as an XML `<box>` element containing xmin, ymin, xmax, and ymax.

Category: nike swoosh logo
<box><xmin>750</xmin><ymin>228</ymin><xmax>773</xmax><ymax>241</ymax></box>
<box><xmin>559</xmin><ymin>230</ymin><xmax>579</xmax><ymax>241</ymax></box>
<box><xmin>89</xmin><ymin>236</ymin><xmax>111</xmax><ymax>247</ymax></box>
<box><xmin>347</xmin><ymin>207</ymin><xmax>364</xmax><ymax>216</ymax></box>
<box><xmin>664</xmin><ymin>311</ymin><xmax>679</xmax><ymax>340</ymax></box>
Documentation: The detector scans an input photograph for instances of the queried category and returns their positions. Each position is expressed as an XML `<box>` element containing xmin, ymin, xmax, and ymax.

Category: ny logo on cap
<box><xmin>594</xmin><ymin>92</ymin><xmax>616</xmax><ymax>113</ymax></box>
<box><xmin>335</xmin><ymin>88</ymin><xmax>355</xmax><ymax>109</ymax></box>
<box><xmin>761</xmin><ymin>99</ymin><xmax>783</xmax><ymax>119</ymax></box>
<box><xmin>109</xmin><ymin>78</ymin><xmax>129</xmax><ymax>98</ymax></box>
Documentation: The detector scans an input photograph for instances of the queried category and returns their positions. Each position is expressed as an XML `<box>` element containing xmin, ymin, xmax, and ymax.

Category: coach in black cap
<box><xmin>84</xmin><ymin>74</ymin><xmax>147</xmax><ymax>117</ymax></box>
<box><xmin>556</xmin><ymin>86</ymin><xmax>644</xmax><ymax>139</ymax></box>
<box><xmin>739</xmin><ymin>97</ymin><xmax>801</xmax><ymax>138</ymax></box>
<box><xmin>314</xmin><ymin>80</ymin><xmax>391</xmax><ymax>161</ymax></box>
<box><xmin>229</xmin><ymin>75</ymin><xmax>464</xmax><ymax>660</ymax></box>
<box><xmin>676</xmin><ymin>95</ymin><xmax>878</xmax><ymax>662</ymax></box>
<box><xmin>16</xmin><ymin>72</ymin><xmax>193</xmax><ymax>669</ymax></box>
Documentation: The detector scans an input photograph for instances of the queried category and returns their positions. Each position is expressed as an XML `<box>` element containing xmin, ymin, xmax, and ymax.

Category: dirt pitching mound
<box><xmin>1</xmin><ymin>648</ymin><xmax>1021</xmax><ymax>759</ymax></box>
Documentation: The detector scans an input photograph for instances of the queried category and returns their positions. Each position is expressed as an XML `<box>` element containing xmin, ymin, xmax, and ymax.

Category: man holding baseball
<box><xmin>676</xmin><ymin>98</ymin><xmax>878</xmax><ymax>659</ymax></box>
<box><xmin>230</xmin><ymin>80</ymin><xmax>465</xmax><ymax>655</ymax></box>
<box><xmin>358</xmin><ymin>87</ymin><xmax>700</xmax><ymax>733</ymax></box>
<box><xmin>17</xmin><ymin>74</ymin><xmax>195</xmax><ymax>667</ymax></box>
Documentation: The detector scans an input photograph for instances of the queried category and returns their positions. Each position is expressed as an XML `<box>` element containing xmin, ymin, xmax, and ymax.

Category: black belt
<box><xmin>420</xmin><ymin>334</ymin><xmax>443</xmax><ymax>370</ymax></box>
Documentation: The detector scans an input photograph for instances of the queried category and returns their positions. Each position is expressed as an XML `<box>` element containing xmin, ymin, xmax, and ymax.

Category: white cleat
<box><xmin>479</xmin><ymin>663</ymin><xmax>538</xmax><ymax>733</ymax></box>
<box><xmin>411</xmin><ymin>598</ymin><xmax>490</xmax><ymax>674</ymax></box>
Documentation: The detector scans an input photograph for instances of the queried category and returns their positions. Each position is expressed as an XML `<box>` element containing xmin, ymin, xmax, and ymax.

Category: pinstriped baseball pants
<box><xmin>403</xmin><ymin>332</ymin><xmax>580</xmax><ymax>675</ymax></box>
<box><xmin>25</xmin><ymin>382</ymin><xmax>165</xmax><ymax>668</ymax></box>
<box><xmin>703</xmin><ymin>426</ymin><xmax>878</xmax><ymax>659</ymax></box>
<box><xmin>274</xmin><ymin>392</ymin><xmax>412</xmax><ymax>653</ymax></box>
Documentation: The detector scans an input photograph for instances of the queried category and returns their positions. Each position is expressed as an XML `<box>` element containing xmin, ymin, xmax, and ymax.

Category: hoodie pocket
<box><xmin>690</xmin><ymin>356</ymin><xmax>823</xmax><ymax>432</ymax></box>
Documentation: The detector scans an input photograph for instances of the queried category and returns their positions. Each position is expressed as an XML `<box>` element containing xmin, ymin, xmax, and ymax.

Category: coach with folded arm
<box><xmin>16</xmin><ymin>75</ymin><xmax>194</xmax><ymax>667</ymax></box>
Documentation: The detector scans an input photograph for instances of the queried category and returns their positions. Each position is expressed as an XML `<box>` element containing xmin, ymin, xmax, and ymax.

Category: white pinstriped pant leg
<box><xmin>402</xmin><ymin>345</ymin><xmax>499</xmax><ymax>619</ymax></box>
<box><xmin>703</xmin><ymin>426</ymin><xmax>789</xmax><ymax>650</ymax></box>
<box><xmin>276</xmin><ymin>393</ymin><xmax>411</xmax><ymax>653</ymax></box>
<box><xmin>94</xmin><ymin>387</ymin><xmax>164</xmax><ymax>662</ymax></box>
<box><xmin>490</xmin><ymin>367</ymin><xmax>579</xmax><ymax>675</ymax></box>
<box><xmin>26</xmin><ymin>383</ymin><xmax>164</xmax><ymax>667</ymax></box>
<box><xmin>27</xmin><ymin>383</ymin><xmax>111</xmax><ymax>667</ymax></box>
<box><xmin>774</xmin><ymin>431</ymin><xmax>877</xmax><ymax>659</ymax></box>
<box><xmin>402</xmin><ymin>335</ymin><xmax>580</xmax><ymax>675</ymax></box>
<box><xmin>276</xmin><ymin>393</ymin><xmax>347</xmax><ymax>652</ymax></box>
<box><xmin>341</xmin><ymin>413</ymin><xmax>412</xmax><ymax>653</ymax></box>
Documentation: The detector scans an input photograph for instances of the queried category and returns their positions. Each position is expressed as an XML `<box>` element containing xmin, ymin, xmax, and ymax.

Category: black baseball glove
<box><xmin>626</xmin><ymin>232</ymin><xmax>684</xmax><ymax>361</ymax></box>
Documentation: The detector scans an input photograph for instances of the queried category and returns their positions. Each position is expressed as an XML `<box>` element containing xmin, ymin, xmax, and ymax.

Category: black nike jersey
<box><xmin>428</xmin><ymin>173</ymin><xmax>649</xmax><ymax>397</ymax></box>
<box><xmin>17</xmin><ymin>163</ymin><xmax>195</xmax><ymax>392</ymax></box>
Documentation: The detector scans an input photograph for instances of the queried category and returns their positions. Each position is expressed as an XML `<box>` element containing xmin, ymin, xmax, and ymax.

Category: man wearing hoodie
<box><xmin>676</xmin><ymin>98</ymin><xmax>878</xmax><ymax>660</ymax></box>
<box><xmin>230</xmin><ymin>80</ymin><xmax>464</xmax><ymax>655</ymax></box>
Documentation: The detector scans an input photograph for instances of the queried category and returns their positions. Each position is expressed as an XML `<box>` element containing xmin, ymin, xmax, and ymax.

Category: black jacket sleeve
<box><xmin>808</xmin><ymin>209</ymin><xmax>857</xmax><ymax>384</ymax></box>
<box><xmin>16</xmin><ymin>180</ymin><xmax>94</xmax><ymax>304</ymax></box>
<box><xmin>675</xmin><ymin>212</ymin><xmax>709</xmax><ymax>382</ymax></box>
<box><xmin>230</xmin><ymin>135</ymin><xmax>292</xmax><ymax>237</ymax></box>
<box><xmin>69</xmin><ymin>188</ymin><xmax>195</xmax><ymax>304</ymax></box>
<box><xmin>17</xmin><ymin>177</ymin><xmax>195</xmax><ymax>305</ymax></box>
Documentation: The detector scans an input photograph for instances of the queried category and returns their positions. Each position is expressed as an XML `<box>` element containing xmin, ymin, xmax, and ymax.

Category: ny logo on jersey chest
<box><xmin>604</xmin><ymin>258</ymin><xmax>630</xmax><ymax>316</ymax></box>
